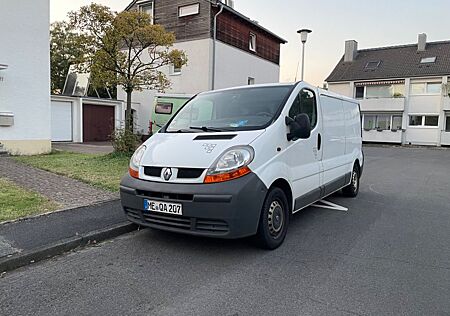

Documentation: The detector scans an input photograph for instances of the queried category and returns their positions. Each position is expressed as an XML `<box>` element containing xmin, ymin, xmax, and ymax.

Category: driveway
<box><xmin>1</xmin><ymin>146</ymin><xmax>450</xmax><ymax>315</ymax></box>
<box><xmin>52</xmin><ymin>142</ymin><xmax>114</xmax><ymax>154</ymax></box>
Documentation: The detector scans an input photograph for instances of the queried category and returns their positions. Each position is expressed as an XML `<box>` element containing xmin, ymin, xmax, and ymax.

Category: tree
<box><xmin>50</xmin><ymin>21</ymin><xmax>89</xmax><ymax>94</ymax></box>
<box><xmin>69</xmin><ymin>4</ymin><xmax>187</xmax><ymax>131</ymax></box>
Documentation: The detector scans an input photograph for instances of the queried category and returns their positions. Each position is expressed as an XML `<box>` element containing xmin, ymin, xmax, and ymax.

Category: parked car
<box><xmin>120</xmin><ymin>82</ymin><xmax>363</xmax><ymax>249</ymax></box>
<box><xmin>150</xmin><ymin>94</ymin><xmax>193</xmax><ymax>135</ymax></box>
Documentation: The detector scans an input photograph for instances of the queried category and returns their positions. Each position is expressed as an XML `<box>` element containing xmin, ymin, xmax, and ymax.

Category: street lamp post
<box><xmin>297</xmin><ymin>29</ymin><xmax>312</xmax><ymax>81</ymax></box>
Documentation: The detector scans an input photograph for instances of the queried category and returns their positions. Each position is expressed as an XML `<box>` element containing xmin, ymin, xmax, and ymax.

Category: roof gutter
<box><xmin>212</xmin><ymin>2</ymin><xmax>224</xmax><ymax>91</ymax></box>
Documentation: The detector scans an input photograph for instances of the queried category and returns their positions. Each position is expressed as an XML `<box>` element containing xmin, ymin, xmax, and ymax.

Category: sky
<box><xmin>51</xmin><ymin>0</ymin><xmax>450</xmax><ymax>86</ymax></box>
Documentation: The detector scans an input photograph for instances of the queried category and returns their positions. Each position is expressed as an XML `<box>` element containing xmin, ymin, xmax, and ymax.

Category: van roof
<box><xmin>201</xmin><ymin>83</ymin><xmax>296</xmax><ymax>94</ymax></box>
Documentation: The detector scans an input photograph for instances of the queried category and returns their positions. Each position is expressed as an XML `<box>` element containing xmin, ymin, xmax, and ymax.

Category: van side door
<box><xmin>319</xmin><ymin>95</ymin><xmax>347</xmax><ymax>196</ymax></box>
<box><xmin>286</xmin><ymin>88</ymin><xmax>323</xmax><ymax>212</ymax></box>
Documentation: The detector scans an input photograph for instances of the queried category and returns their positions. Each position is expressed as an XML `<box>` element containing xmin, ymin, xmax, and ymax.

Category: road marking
<box><xmin>311</xmin><ymin>200</ymin><xmax>348</xmax><ymax>212</ymax></box>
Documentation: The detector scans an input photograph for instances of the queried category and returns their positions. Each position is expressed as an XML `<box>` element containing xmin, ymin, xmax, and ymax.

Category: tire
<box><xmin>342</xmin><ymin>164</ymin><xmax>360</xmax><ymax>198</ymax></box>
<box><xmin>256</xmin><ymin>187</ymin><xmax>289</xmax><ymax>250</ymax></box>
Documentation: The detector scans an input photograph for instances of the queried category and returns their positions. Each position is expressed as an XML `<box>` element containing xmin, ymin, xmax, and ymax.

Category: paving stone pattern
<box><xmin>0</xmin><ymin>157</ymin><xmax>118</xmax><ymax>209</ymax></box>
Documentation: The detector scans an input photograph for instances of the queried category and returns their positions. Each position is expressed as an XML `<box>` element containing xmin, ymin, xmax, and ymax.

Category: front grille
<box><xmin>177</xmin><ymin>168</ymin><xmax>204</xmax><ymax>179</ymax></box>
<box><xmin>124</xmin><ymin>208</ymin><xmax>229</xmax><ymax>235</ymax></box>
<box><xmin>143</xmin><ymin>166</ymin><xmax>204</xmax><ymax>179</ymax></box>
<box><xmin>144</xmin><ymin>167</ymin><xmax>162</xmax><ymax>177</ymax></box>
<box><xmin>136</xmin><ymin>190</ymin><xmax>194</xmax><ymax>201</ymax></box>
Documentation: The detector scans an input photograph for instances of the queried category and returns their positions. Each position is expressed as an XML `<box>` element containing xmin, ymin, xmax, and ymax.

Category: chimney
<box><xmin>418</xmin><ymin>33</ymin><xmax>427</xmax><ymax>51</ymax></box>
<box><xmin>344</xmin><ymin>40</ymin><xmax>358</xmax><ymax>62</ymax></box>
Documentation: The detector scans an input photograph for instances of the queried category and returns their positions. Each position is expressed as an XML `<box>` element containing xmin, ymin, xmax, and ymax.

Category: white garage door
<box><xmin>51</xmin><ymin>101</ymin><xmax>72</xmax><ymax>141</ymax></box>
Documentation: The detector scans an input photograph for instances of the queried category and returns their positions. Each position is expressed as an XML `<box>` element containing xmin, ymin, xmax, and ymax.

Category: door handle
<box><xmin>317</xmin><ymin>133</ymin><xmax>322</xmax><ymax>151</ymax></box>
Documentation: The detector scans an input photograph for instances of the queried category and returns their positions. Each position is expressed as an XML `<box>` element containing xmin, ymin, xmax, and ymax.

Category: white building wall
<box><xmin>408</xmin><ymin>95</ymin><xmax>441</xmax><ymax>113</ymax></box>
<box><xmin>117</xmin><ymin>38</ymin><xmax>212</xmax><ymax>134</ymax></box>
<box><xmin>0</xmin><ymin>0</ymin><xmax>51</xmax><ymax>154</ymax></box>
<box><xmin>405</xmin><ymin>128</ymin><xmax>440</xmax><ymax>146</ymax></box>
<box><xmin>214</xmin><ymin>41</ymin><xmax>280</xmax><ymax>89</ymax></box>
<box><xmin>328</xmin><ymin>82</ymin><xmax>352</xmax><ymax>97</ymax></box>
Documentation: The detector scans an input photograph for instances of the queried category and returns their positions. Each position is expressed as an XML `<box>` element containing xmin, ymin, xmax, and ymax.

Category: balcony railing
<box><xmin>359</xmin><ymin>97</ymin><xmax>405</xmax><ymax>112</ymax></box>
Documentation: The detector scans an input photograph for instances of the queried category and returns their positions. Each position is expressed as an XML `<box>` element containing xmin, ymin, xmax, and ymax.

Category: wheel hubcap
<box><xmin>268</xmin><ymin>201</ymin><xmax>284</xmax><ymax>237</ymax></box>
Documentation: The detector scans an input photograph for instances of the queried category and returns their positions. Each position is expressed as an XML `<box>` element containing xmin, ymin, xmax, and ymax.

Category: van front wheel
<box><xmin>342</xmin><ymin>164</ymin><xmax>360</xmax><ymax>198</ymax></box>
<box><xmin>256</xmin><ymin>188</ymin><xmax>289</xmax><ymax>250</ymax></box>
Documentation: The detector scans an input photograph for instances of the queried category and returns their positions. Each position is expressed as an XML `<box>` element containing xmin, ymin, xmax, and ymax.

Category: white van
<box><xmin>120</xmin><ymin>82</ymin><xmax>363</xmax><ymax>249</ymax></box>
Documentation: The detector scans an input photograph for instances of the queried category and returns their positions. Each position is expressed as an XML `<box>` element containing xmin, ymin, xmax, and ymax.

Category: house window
<box><xmin>446</xmin><ymin>116</ymin><xmax>450</xmax><ymax>132</ymax></box>
<box><xmin>409</xmin><ymin>115</ymin><xmax>439</xmax><ymax>127</ymax></box>
<box><xmin>364</xmin><ymin>61</ymin><xmax>381</xmax><ymax>70</ymax></box>
<box><xmin>170</xmin><ymin>64</ymin><xmax>182</xmax><ymax>75</ymax></box>
<box><xmin>424</xmin><ymin>116</ymin><xmax>439</xmax><ymax>126</ymax></box>
<box><xmin>249</xmin><ymin>33</ymin><xmax>257</xmax><ymax>52</ymax></box>
<box><xmin>355</xmin><ymin>86</ymin><xmax>364</xmax><ymax>99</ymax></box>
<box><xmin>377</xmin><ymin>114</ymin><xmax>391</xmax><ymax>130</ymax></box>
<box><xmin>427</xmin><ymin>83</ymin><xmax>441</xmax><ymax>94</ymax></box>
<box><xmin>363</xmin><ymin>115</ymin><xmax>376</xmax><ymax>130</ymax></box>
<box><xmin>409</xmin><ymin>115</ymin><xmax>423</xmax><ymax>126</ymax></box>
<box><xmin>411</xmin><ymin>82</ymin><xmax>441</xmax><ymax>95</ymax></box>
<box><xmin>392</xmin><ymin>115</ymin><xmax>403</xmax><ymax>130</ymax></box>
<box><xmin>247</xmin><ymin>77</ymin><xmax>255</xmax><ymax>85</ymax></box>
<box><xmin>155</xmin><ymin>103</ymin><xmax>173</xmax><ymax>115</ymax></box>
<box><xmin>420</xmin><ymin>57</ymin><xmax>436</xmax><ymax>64</ymax></box>
<box><xmin>139</xmin><ymin>1</ymin><xmax>154</xmax><ymax>24</ymax></box>
<box><xmin>363</xmin><ymin>114</ymin><xmax>403</xmax><ymax>131</ymax></box>
<box><xmin>179</xmin><ymin>3</ymin><xmax>200</xmax><ymax>17</ymax></box>
<box><xmin>365</xmin><ymin>84</ymin><xmax>404</xmax><ymax>99</ymax></box>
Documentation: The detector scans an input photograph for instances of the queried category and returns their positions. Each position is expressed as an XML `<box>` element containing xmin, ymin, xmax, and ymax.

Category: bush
<box><xmin>110</xmin><ymin>128</ymin><xmax>141</xmax><ymax>154</ymax></box>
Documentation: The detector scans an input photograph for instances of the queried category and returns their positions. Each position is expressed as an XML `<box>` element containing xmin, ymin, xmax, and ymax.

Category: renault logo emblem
<box><xmin>162</xmin><ymin>168</ymin><xmax>172</xmax><ymax>181</ymax></box>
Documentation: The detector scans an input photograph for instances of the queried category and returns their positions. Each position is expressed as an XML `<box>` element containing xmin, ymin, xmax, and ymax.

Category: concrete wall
<box><xmin>360</xmin><ymin>98</ymin><xmax>405</xmax><ymax>112</ymax></box>
<box><xmin>214</xmin><ymin>40</ymin><xmax>280</xmax><ymax>89</ymax></box>
<box><xmin>405</xmin><ymin>128</ymin><xmax>440</xmax><ymax>146</ymax></box>
<box><xmin>408</xmin><ymin>95</ymin><xmax>441</xmax><ymax>113</ymax></box>
<box><xmin>441</xmin><ymin>131</ymin><xmax>450</xmax><ymax>146</ymax></box>
<box><xmin>0</xmin><ymin>0</ymin><xmax>51</xmax><ymax>155</ymax></box>
<box><xmin>363</xmin><ymin>130</ymin><xmax>402</xmax><ymax>143</ymax></box>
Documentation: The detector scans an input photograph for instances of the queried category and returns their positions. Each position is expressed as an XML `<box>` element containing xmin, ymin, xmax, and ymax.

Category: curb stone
<box><xmin>0</xmin><ymin>222</ymin><xmax>139</xmax><ymax>274</ymax></box>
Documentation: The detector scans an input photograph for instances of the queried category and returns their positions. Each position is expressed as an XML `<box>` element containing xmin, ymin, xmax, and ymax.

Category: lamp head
<box><xmin>297</xmin><ymin>29</ymin><xmax>312</xmax><ymax>44</ymax></box>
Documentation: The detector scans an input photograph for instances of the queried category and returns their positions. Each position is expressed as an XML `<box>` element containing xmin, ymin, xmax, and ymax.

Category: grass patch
<box><xmin>0</xmin><ymin>178</ymin><xmax>60</xmax><ymax>222</ymax></box>
<box><xmin>15</xmin><ymin>151</ymin><xmax>130</xmax><ymax>192</ymax></box>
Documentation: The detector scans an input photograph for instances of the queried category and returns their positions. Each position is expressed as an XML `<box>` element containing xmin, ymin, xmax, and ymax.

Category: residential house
<box><xmin>0</xmin><ymin>0</ymin><xmax>51</xmax><ymax>154</ymax></box>
<box><xmin>326</xmin><ymin>34</ymin><xmax>450</xmax><ymax>146</ymax></box>
<box><xmin>121</xmin><ymin>0</ymin><xmax>287</xmax><ymax>135</ymax></box>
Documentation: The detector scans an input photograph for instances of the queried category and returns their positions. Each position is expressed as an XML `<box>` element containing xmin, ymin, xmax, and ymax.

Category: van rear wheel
<box><xmin>256</xmin><ymin>187</ymin><xmax>289</xmax><ymax>250</ymax></box>
<box><xmin>342</xmin><ymin>164</ymin><xmax>360</xmax><ymax>198</ymax></box>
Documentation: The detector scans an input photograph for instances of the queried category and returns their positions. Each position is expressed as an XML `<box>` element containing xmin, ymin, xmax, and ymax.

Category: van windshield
<box><xmin>165</xmin><ymin>86</ymin><xmax>293</xmax><ymax>132</ymax></box>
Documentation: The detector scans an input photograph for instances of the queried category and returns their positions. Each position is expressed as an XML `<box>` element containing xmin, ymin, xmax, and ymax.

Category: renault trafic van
<box><xmin>120</xmin><ymin>82</ymin><xmax>363</xmax><ymax>249</ymax></box>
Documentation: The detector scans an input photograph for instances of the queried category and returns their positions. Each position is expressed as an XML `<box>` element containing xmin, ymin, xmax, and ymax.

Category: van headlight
<box><xmin>204</xmin><ymin>146</ymin><xmax>254</xmax><ymax>183</ymax></box>
<box><xmin>129</xmin><ymin>145</ymin><xmax>147</xmax><ymax>179</ymax></box>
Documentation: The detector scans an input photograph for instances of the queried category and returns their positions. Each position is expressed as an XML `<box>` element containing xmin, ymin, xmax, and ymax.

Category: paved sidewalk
<box><xmin>0</xmin><ymin>157</ymin><xmax>117</xmax><ymax>209</ymax></box>
<box><xmin>0</xmin><ymin>200</ymin><xmax>137</xmax><ymax>273</ymax></box>
<box><xmin>53</xmin><ymin>142</ymin><xmax>114</xmax><ymax>154</ymax></box>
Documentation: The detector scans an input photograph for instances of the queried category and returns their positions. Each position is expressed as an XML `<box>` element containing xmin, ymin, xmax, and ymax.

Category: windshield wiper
<box><xmin>189</xmin><ymin>126</ymin><xmax>230</xmax><ymax>132</ymax></box>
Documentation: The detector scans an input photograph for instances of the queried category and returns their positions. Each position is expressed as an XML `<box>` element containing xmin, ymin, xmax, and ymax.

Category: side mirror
<box><xmin>286</xmin><ymin>114</ymin><xmax>311</xmax><ymax>141</ymax></box>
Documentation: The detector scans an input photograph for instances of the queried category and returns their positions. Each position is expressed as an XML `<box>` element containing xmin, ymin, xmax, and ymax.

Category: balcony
<box><xmin>359</xmin><ymin>97</ymin><xmax>405</xmax><ymax>112</ymax></box>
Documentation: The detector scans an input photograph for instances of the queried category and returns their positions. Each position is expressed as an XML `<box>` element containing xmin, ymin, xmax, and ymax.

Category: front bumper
<box><xmin>120</xmin><ymin>173</ymin><xmax>268</xmax><ymax>239</ymax></box>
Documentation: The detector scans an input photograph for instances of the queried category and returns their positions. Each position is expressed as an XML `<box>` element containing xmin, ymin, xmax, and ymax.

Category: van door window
<box><xmin>288</xmin><ymin>89</ymin><xmax>317</xmax><ymax>128</ymax></box>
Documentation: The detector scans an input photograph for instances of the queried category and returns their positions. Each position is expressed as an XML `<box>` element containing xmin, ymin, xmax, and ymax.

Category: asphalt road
<box><xmin>1</xmin><ymin>146</ymin><xmax>450</xmax><ymax>316</ymax></box>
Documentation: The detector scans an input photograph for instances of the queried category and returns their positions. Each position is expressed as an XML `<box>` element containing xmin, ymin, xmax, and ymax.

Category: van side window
<box><xmin>288</xmin><ymin>89</ymin><xmax>317</xmax><ymax>128</ymax></box>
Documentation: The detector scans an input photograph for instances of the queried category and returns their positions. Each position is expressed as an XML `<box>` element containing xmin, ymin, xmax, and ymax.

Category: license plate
<box><xmin>144</xmin><ymin>199</ymin><xmax>183</xmax><ymax>216</ymax></box>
